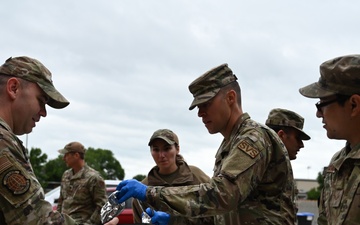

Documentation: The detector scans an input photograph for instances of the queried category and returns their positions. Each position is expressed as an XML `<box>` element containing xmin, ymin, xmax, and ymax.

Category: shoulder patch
<box><xmin>3</xmin><ymin>170</ymin><xmax>30</xmax><ymax>195</ymax></box>
<box><xmin>0</xmin><ymin>156</ymin><xmax>12</xmax><ymax>174</ymax></box>
<box><xmin>238</xmin><ymin>140</ymin><xmax>260</xmax><ymax>158</ymax></box>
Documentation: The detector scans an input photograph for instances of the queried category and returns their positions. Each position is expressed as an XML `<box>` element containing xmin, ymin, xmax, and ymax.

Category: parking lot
<box><xmin>298</xmin><ymin>200</ymin><xmax>318</xmax><ymax>225</ymax></box>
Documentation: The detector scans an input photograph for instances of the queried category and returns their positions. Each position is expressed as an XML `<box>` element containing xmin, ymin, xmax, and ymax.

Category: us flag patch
<box><xmin>0</xmin><ymin>157</ymin><xmax>12</xmax><ymax>174</ymax></box>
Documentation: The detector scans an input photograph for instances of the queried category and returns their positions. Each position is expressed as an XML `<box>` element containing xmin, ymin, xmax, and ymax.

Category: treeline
<box><xmin>28</xmin><ymin>147</ymin><xmax>137</xmax><ymax>189</ymax></box>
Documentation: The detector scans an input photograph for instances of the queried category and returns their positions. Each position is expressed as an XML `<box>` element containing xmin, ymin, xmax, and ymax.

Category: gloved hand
<box><xmin>145</xmin><ymin>208</ymin><xmax>170</xmax><ymax>225</ymax></box>
<box><xmin>116</xmin><ymin>179</ymin><xmax>147</xmax><ymax>203</ymax></box>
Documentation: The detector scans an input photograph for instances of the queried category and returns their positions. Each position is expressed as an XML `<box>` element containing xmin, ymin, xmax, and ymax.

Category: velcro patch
<box><xmin>0</xmin><ymin>157</ymin><xmax>12</xmax><ymax>174</ymax></box>
<box><xmin>3</xmin><ymin>170</ymin><xmax>30</xmax><ymax>195</ymax></box>
<box><xmin>238</xmin><ymin>140</ymin><xmax>260</xmax><ymax>158</ymax></box>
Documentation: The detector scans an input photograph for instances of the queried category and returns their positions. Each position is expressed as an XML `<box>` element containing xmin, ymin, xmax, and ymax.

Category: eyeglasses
<box><xmin>315</xmin><ymin>98</ymin><xmax>338</xmax><ymax>112</ymax></box>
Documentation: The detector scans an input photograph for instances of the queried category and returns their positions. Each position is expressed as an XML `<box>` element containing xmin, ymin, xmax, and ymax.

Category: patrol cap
<box><xmin>58</xmin><ymin>142</ymin><xmax>86</xmax><ymax>155</ymax></box>
<box><xmin>188</xmin><ymin>63</ymin><xmax>237</xmax><ymax>110</ymax></box>
<box><xmin>299</xmin><ymin>54</ymin><xmax>360</xmax><ymax>98</ymax></box>
<box><xmin>148</xmin><ymin>129</ymin><xmax>179</xmax><ymax>146</ymax></box>
<box><xmin>266</xmin><ymin>108</ymin><xmax>310</xmax><ymax>140</ymax></box>
<box><xmin>0</xmin><ymin>56</ymin><xmax>69</xmax><ymax>109</ymax></box>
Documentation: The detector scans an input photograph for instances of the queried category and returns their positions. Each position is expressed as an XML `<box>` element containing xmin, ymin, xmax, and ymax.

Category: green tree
<box><xmin>306</xmin><ymin>171</ymin><xmax>324</xmax><ymax>200</ymax></box>
<box><xmin>29</xmin><ymin>147</ymin><xmax>48</xmax><ymax>187</ymax></box>
<box><xmin>85</xmin><ymin>147</ymin><xmax>125</xmax><ymax>180</ymax></box>
<box><xmin>316</xmin><ymin>171</ymin><xmax>324</xmax><ymax>190</ymax></box>
<box><xmin>133</xmin><ymin>174</ymin><xmax>146</xmax><ymax>181</ymax></box>
<box><xmin>307</xmin><ymin>187</ymin><xmax>321</xmax><ymax>200</ymax></box>
<box><xmin>43</xmin><ymin>156</ymin><xmax>67</xmax><ymax>185</ymax></box>
<box><xmin>30</xmin><ymin>146</ymin><xmax>125</xmax><ymax>189</ymax></box>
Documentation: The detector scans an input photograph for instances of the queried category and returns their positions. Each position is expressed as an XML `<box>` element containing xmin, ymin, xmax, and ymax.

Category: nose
<box><xmin>40</xmin><ymin>105</ymin><xmax>47</xmax><ymax>117</ymax></box>
<box><xmin>316</xmin><ymin>109</ymin><xmax>322</xmax><ymax>118</ymax></box>
<box><xmin>159</xmin><ymin>150</ymin><xmax>166</xmax><ymax>157</ymax></box>
<box><xmin>299</xmin><ymin>140</ymin><xmax>304</xmax><ymax>148</ymax></box>
<box><xmin>197</xmin><ymin>108</ymin><xmax>206</xmax><ymax>118</ymax></box>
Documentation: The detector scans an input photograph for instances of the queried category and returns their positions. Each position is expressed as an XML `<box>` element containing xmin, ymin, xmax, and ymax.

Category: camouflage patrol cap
<box><xmin>266</xmin><ymin>108</ymin><xmax>310</xmax><ymax>140</ymax></box>
<box><xmin>299</xmin><ymin>54</ymin><xmax>360</xmax><ymax>98</ymax></box>
<box><xmin>0</xmin><ymin>56</ymin><xmax>69</xmax><ymax>109</ymax></box>
<box><xmin>148</xmin><ymin>129</ymin><xmax>179</xmax><ymax>146</ymax></box>
<box><xmin>188</xmin><ymin>63</ymin><xmax>237</xmax><ymax>110</ymax></box>
<box><xmin>58</xmin><ymin>141</ymin><xmax>86</xmax><ymax>155</ymax></box>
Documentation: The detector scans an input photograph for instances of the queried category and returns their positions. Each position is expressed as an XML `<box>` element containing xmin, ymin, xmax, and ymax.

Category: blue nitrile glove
<box><xmin>115</xmin><ymin>179</ymin><xmax>147</xmax><ymax>203</ymax></box>
<box><xmin>146</xmin><ymin>208</ymin><xmax>170</xmax><ymax>225</ymax></box>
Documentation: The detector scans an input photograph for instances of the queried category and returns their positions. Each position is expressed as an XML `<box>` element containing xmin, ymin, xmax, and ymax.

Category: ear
<box><xmin>277</xmin><ymin>130</ymin><xmax>286</xmax><ymax>139</ymax></box>
<box><xmin>73</xmin><ymin>152</ymin><xmax>81</xmax><ymax>159</ymax></box>
<box><xmin>226</xmin><ymin>90</ymin><xmax>236</xmax><ymax>105</ymax></box>
<box><xmin>6</xmin><ymin>77</ymin><xmax>21</xmax><ymax>100</ymax></box>
<box><xmin>349</xmin><ymin>94</ymin><xmax>360</xmax><ymax>116</ymax></box>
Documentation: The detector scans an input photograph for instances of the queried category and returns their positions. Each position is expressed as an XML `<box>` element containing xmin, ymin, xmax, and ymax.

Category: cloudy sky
<box><xmin>1</xmin><ymin>0</ymin><xmax>359</xmax><ymax>180</ymax></box>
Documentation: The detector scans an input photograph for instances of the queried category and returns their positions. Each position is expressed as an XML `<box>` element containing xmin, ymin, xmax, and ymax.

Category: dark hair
<box><xmin>336</xmin><ymin>94</ymin><xmax>351</xmax><ymax>106</ymax></box>
<box><xmin>0</xmin><ymin>74</ymin><xmax>10</xmax><ymax>88</ymax></box>
<box><xmin>219</xmin><ymin>81</ymin><xmax>242</xmax><ymax>106</ymax></box>
<box><xmin>267</xmin><ymin>125</ymin><xmax>293</xmax><ymax>134</ymax></box>
<box><xmin>78</xmin><ymin>152</ymin><xmax>85</xmax><ymax>159</ymax></box>
<box><xmin>0</xmin><ymin>75</ymin><xmax>29</xmax><ymax>89</ymax></box>
<box><xmin>175</xmin><ymin>154</ymin><xmax>186</xmax><ymax>165</ymax></box>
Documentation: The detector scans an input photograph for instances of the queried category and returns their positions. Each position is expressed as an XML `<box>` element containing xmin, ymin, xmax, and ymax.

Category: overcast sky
<box><xmin>1</xmin><ymin>0</ymin><xmax>359</xmax><ymax>180</ymax></box>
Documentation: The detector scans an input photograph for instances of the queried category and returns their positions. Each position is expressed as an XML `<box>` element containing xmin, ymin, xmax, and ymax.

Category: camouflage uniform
<box><xmin>58</xmin><ymin>164</ymin><xmax>107</xmax><ymax>225</ymax></box>
<box><xmin>317</xmin><ymin>144</ymin><xmax>360</xmax><ymax>224</ymax></box>
<box><xmin>265</xmin><ymin>108</ymin><xmax>311</xmax><ymax>214</ymax></box>
<box><xmin>133</xmin><ymin>155</ymin><xmax>214</xmax><ymax>225</ymax></box>
<box><xmin>0</xmin><ymin>119</ymin><xmax>77</xmax><ymax>225</ymax></box>
<box><xmin>299</xmin><ymin>55</ymin><xmax>360</xmax><ymax>224</ymax></box>
<box><xmin>0</xmin><ymin>57</ymin><xmax>76</xmax><ymax>224</ymax></box>
<box><xmin>145</xmin><ymin>64</ymin><xmax>296</xmax><ymax>225</ymax></box>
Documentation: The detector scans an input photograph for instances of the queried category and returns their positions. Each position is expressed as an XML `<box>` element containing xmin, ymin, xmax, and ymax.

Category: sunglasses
<box><xmin>315</xmin><ymin>99</ymin><xmax>338</xmax><ymax>112</ymax></box>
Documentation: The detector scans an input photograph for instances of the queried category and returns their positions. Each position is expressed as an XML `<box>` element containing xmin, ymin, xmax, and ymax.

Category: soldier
<box><xmin>265</xmin><ymin>108</ymin><xmax>311</xmax><ymax>215</ymax></box>
<box><xmin>265</xmin><ymin>108</ymin><xmax>311</xmax><ymax>160</ymax></box>
<box><xmin>0</xmin><ymin>56</ymin><xmax>77</xmax><ymax>224</ymax></box>
<box><xmin>299</xmin><ymin>54</ymin><xmax>360</xmax><ymax>224</ymax></box>
<box><xmin>115</xmin><ymin>63</ymin><xmax>296</xmax><ymax>224</ymax></box>
<box><xmin>106</xmin><ymin>129</ymin><xmax>214</xmax><ymax>225</ymax></box>
<box><xmin>58</xmin><ymin>141</ymin><xmax>107</xmax><ymax>225</ymax></box>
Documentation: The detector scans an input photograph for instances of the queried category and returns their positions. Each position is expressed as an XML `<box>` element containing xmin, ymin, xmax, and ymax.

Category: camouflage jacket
<box><xmin>0</xmin><ymin>118</ymin><xmax>77</xmax><ymax>225</ymax></box>
<box><xmin>132</xmin><ymin>158</ymin><xmax>214</xmax><ymax>225</ymax></box>
<box><xmin>318</xmin><ymin>142</ymin><xmax>360</xmax><ymax>225</ymax></box>
<box><xmin>57</xmin><ymin>164</ymin><xmax>107</xmax><ymax>225</ymax></box>
<box><xmin>146</xmin><ymin>113</ymin><xmax>296</xmax><ymax>225</ymax></box>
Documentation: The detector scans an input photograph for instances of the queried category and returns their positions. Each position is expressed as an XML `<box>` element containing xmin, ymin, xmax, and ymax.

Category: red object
<box><xmin>117</xmin><ymin>208</ymin><xmax>134</xmax><ymax>224</ymax></box>
<box><xmin>46</xmin><ymin>184</ymin><xmax>134</xmax><ymax>224</ymax></box>
<box><xmin>106</xmin><ymin>187</ymin><xmax>134</xmax><ymax>224</ymax></box>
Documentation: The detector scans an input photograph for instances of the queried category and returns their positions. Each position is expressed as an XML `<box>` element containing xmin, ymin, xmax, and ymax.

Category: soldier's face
<box><xmin>12</xmin><ymin>78</ymin><xmax>48</xmax><ymax>135</ymax></box>
<box><xmin>63</xmin><ymin>152</ymin><xmax>77</xmax><ymax>167</ymax></box>
<box><xmin>279</xmin><ymin>129</ymin><xmax>304</xmax><ymax>160</ymax></box>
<box><xmin>150</xmin><ymin>139</ymin><xmax>179</xmax><ymax>174</ymax></box>
<box><xmin>316</xmin><ymin>96</ymin><xmax>350</xmax><ymax>140</ymax></box>
<box><xmin>197</xmin><ymin>92</ymin><xmax>231</xmax><ymax>135</ymax></box>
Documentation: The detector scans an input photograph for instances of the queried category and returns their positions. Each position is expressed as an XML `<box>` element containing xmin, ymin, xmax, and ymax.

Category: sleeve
<box><xmin>132</xmin><ymin>198</ymin><xmax>145</xmax><ymax>223</ymax></box>
<box><xmin>0</xmin><ymin>149</ymin><xmax>77</xmax><ymax>225</ymax></box>
<box><xmin>87</xmin><ymin>175</ymin><xmax>107</xmax><ymax>224</ymax></box>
